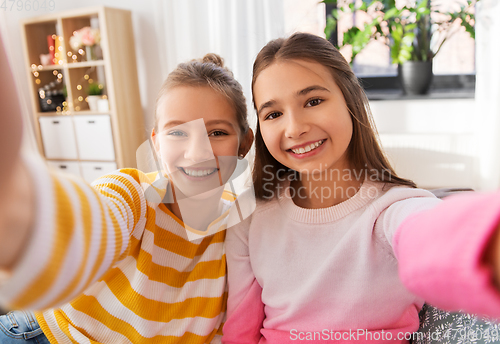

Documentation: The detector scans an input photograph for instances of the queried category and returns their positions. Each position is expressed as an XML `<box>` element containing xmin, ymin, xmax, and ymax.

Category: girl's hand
<box><xmin>0</xmin><ymin>34</ymin><xmax>35</xmax><ymax>269</ymax></box>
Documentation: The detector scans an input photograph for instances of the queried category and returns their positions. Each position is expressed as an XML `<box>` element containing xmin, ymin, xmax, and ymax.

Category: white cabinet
<box><xmin>46</xmin><ymin>160</ymin><xmax>117</xmax><ymax>183</ymax></box>
<box><xmin>73</xmin><ymin>115</ymin><xmax>115</xmax><ymax>161</ymax></box>
<box><xmin>80</xmin><ymin>161</ymin><xmax>117</xmax><ymax>183</ymax></box>
<box><xmin>47</xmin><ymin>160</ymin><xmax>81</xmax><ymax>177</ymax></box>
<box><xmin>39</xmin><ymin>117</ymin><xmax>78</xmax><ymax>159</ymax></box>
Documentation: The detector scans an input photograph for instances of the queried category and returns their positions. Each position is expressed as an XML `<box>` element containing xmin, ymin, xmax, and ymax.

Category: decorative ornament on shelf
<box><xmin>69</xmin><ymin>26</ymin><xmax>102</xmax><ymax>61</ymax></box>
<box><xmin>324</xmin><ymin>0</ymin><xmax>478</xmax><ymax>95</ymax></box>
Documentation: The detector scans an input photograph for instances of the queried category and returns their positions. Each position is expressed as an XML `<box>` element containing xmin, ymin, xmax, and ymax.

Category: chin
<box><xmin>178</xmin><ymin>184</ymin><xmax>225</xmax><ymax>201</ymax></box>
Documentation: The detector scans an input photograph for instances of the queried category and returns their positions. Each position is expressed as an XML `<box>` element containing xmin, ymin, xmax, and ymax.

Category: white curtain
<box><xmin>152</xmin><ymin>0</ymin><xmax>285</xmax><ymax>131</ymax></box>
<box><xmin>475</xmin><ymin>0</ymin><xmax>500</xmax><ymax>190</ymax></box>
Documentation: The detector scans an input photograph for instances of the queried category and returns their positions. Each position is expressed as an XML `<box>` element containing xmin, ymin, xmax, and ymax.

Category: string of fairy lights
<box><xmin>31</xmin><ymin>35</ymin><xmax>107</xmax><ymax>115</ymax></box>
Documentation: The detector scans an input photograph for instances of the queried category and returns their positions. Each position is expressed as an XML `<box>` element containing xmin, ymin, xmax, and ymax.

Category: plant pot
<box><xmin>97</xmin><ymin>98</ymin><xmax>109</xmax><ymax>112</ymax></box>
<box><xmin>87</xmin><ymin>95</ymin><xmax>101</xmax><ymax>111</ymax></box>
<box><xmin>398</xmin><ymin>60</ymin><xmax>433</xmax><ymax>95</ymax></box>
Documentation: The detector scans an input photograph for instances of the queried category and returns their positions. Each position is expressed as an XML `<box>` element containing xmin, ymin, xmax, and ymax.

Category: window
<box><xmin>325</xmin><ymin>0</ymin><xmax>476</xmax><ymax>96</ymax></box>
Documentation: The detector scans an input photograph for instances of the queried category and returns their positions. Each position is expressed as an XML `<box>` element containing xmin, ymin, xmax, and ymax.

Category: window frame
<box><xmin>324</xmin><ymin>2</ymin><xmax>476</xmax><ymax>100</ymax></box>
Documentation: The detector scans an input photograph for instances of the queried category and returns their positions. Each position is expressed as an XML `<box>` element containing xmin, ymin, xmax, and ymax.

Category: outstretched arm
<box><xmin>0</xmin><ymin>35</ymin><xmax>148</xmax><ymax>311</ymax></box>
<box><xmin>0</xmin><ymin>33</ymin><xmax>35</xmax><ymax>270</ymax></box>
<box><xmin>395</xmin><ymin>190</ymin><xmax>500</xmax><ymax>319</ymax></box>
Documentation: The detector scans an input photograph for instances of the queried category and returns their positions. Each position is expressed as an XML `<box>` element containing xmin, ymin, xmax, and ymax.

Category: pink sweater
<box><xmin>223</xmin><ymin>182</ymin><xmax>500</xmax><ymax>343</ymax></box>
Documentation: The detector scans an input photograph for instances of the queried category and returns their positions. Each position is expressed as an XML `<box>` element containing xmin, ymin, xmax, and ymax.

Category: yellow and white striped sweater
<box><xmin>0</xmin><ymin>157</ymin><xmax>232</xmax><ymax>343</ymax></box>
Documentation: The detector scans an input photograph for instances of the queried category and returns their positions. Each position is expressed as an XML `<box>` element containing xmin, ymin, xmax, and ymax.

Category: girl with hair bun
<box><xmin>0</xmin><ymin>41</ymin><xmax>253</xmax><ymax>344</ymax></box>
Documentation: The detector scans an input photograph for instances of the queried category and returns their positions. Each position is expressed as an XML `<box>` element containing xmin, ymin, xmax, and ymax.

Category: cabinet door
<box><xmin>73</xmin><ymin>115</ymin><xmax>116</xmax><ymax>161</ymax></box>
<box><xmin>80</xmin><ymin>161</ymin><xmax>118</xmax><ymax>183</ymax></box>
<box><xmin>39</xmin><ymin>117</ymin><xmax>78</xmax><ymax>159</ymax></box>
<box><xmin>46</xmin><ymin>161</ymin><xmax>82</xmax><ymax>178</ymax></box>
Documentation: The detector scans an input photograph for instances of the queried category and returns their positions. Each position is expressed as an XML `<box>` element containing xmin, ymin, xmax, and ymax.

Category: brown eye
<box><xmin>265</xmin><ymin>112</ymin><xmax>282</xmax><ymax>120</ymax></box>
<box><xmin>209</xmin><ymin>130</ymin><xmax>227</xmax><ymax>137</ymax></box>
<box><xmin>306</xmin><ymin>98</ymin><xmax>322</xmax><ymax>107</ymax></box>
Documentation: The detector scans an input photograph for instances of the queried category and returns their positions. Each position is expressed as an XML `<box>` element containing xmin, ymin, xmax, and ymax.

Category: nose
<box><xmin>284</xmin><ymin>111</ymin><xmax>309</xmax><ymax>139</ymax></box>
<box><xmin>183</xmin><ymin>133</ymin><xmax>214</xmax><ymax>162</ymax></box>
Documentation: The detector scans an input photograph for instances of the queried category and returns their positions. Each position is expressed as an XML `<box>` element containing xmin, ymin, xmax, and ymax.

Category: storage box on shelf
<box><xmin>21</xmin><ymin>6</ymin><xmax>145</xmax><ymax>183</ymax></box>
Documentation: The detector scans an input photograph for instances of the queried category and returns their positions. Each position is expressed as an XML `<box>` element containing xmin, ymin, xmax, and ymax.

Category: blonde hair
<box><xmin>154</xmin><ymin>53</ymin><xmax>249</xmax><ymax>137</ymax></box>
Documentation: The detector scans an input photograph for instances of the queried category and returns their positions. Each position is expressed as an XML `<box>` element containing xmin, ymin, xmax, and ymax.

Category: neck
<box><xmin>167</xmin><ymin>184</ymin><xmax>224</xmax><ymax>232</ymax></box>
<box><xmin>290</xmin><ymin>167</ymin><xmax>363</xmax><ymax>209</ymax></box>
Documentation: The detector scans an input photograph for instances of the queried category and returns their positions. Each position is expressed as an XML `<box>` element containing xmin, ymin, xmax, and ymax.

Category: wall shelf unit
<box><xmin>21</xmin><ymin>6</ymin><xmax>145</xmax><ymax>182</ymax></box>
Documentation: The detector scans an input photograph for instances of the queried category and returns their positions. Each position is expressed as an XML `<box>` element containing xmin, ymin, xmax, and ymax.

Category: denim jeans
<box><xmin>0</xmin><ymin>311</ymin><xmax>50</xmax><ymax>344</ymax></box>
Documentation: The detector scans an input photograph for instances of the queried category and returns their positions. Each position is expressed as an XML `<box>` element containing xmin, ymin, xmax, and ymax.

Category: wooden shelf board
<box><xmin>36</xmin><ymin>111</ymin><xmax>111</xmax><ymax>116</ymax></box>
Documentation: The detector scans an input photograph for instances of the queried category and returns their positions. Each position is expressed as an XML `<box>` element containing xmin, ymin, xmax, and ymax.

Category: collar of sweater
<box><xmin>277</xmin><ymin>180</ymin><xmax>383</xmax><ymax>224</ymax></box>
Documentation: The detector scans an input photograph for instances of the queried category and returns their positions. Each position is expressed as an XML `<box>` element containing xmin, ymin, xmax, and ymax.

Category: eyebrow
<box><xmin>161</xmin><ymin>119</ymin><xmax>236</xmax><ymax>131</ymax></box>
<box><xmin>161</xmin><ymin>120</ymin><xmax>185</xmax><ymax>130</ymax></box>
<box><xmin>257</xmin><ymin>85</ymin><xmax>330</xmax><ymax>116</ymax></box>
<box><xmin>297</xmin><ymin>85</ymin><xmax>329</xmax><ymax>96</ymax></box>
<box><xmin>204</xmin><ymin>119</ymin><xmax>236</xmax><ymax>127</ymax></box>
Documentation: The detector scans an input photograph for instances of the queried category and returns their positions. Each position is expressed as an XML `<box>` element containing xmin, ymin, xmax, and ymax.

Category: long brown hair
<box><xmin>251</xmin><ymin>32</ymin><xmax>416</xmax><ymax>200</ymax></box>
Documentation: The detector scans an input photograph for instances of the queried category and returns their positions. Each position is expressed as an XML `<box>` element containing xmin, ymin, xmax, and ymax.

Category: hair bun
<box><xmin>202</xmin><ymin>53</ymin><xmax>225</xmax><ymax>68</ymax></box>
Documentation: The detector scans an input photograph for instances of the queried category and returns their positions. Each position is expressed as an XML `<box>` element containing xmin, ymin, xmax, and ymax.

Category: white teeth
<box><xmin>291</xmin><ymin>140</ymin><xmax>324</xmax><ymax>155</ymax></box>
<box><xmin>182</xmin><ymin>168</ymin><xmax>217</xmax><ymax>177</ymax></box>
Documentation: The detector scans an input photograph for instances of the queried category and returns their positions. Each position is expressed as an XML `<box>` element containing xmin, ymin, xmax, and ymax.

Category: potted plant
<box><xmin>86</xmin><ymin>82</ymin><xmax>104</xmax><ymax>112</ymax></box>
<box><xmin>324</xmin><ymin>0</ymin><xmax>477</xmax><ymax>95</ymax></box>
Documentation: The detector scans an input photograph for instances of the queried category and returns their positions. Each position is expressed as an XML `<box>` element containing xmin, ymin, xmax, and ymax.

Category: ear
<box><xmin>238</xmin><ymin>128</ymin><xmax>254</xmax><ymax>158</ymax></box>
<box><xmin>151</xmin><ymin>128</ymin><xmax>160</xmax><ymax>153</ymax></box>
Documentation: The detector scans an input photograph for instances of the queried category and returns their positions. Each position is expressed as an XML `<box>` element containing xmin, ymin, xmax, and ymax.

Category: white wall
<box><xmin>370</xmin><ymin>98</ymin><xmax>477</xmax><ymax>189</ymax></box>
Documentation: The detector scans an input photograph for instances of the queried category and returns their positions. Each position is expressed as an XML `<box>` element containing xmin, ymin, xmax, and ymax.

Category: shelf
<box><xmin>72</xmin><ymin>110</ymin><xmax>111</xmax><ymax>115</ymax></box>
<box><xmin>36</xmin><ymin>112</ymin><xmax>70</xmax><ymax>117</ymax></box>
<box><xmin>29</xmin><ymin>64</ymin><xmax>63</xmax><ymax>71</ymax></box>
<box><xmin>30</xmin><ymin>60</ymin><xmax>105</xmax><ymax>71</ymax></box>
<box><xmin>36</xmin><ymin>110</ymin><xmax>111</xmax><ymax>117</ymax></box>
<box><xmin>66</xmin><ymin>60</ymin><xmax>105</xmax><ymax>68</ymax></box>
<box><xmin>46</xmin><ymin>158</ymin><xmax>116</xmax><ymax>163</ymax></box>
<box><xmin>23</xmin><ymin>6</ymin><xmax>145</xmax><ymax>172</ymax></box>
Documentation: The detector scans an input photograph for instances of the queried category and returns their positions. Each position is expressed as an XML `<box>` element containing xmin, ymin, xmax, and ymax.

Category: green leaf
<box><xmin>402</xmin><ymin>32</ymin><xmax>415</xmax><ymax>45</ymax></box>
<box><xmin>384</xmin><ymin>7</ymin><xmax>400</xmax><ymax>20</ymax></box>
<box><xmin>325</xmin><ymin>15</ymin><xmax>337</xmax><ymax>41</ymax></box>
<box><xmin>405</xmin><ymin>23</ymin><xmax>417</xmax><ymax>31</ymax></box>
<box><xmin>417</xmin><ymin>0</ymin><xmax>429</xmax><ymax>11</ymax></box>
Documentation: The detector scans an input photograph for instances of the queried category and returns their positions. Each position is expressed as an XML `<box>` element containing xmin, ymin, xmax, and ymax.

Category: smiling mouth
<box><xmin>289</xmin><ymin>139</ymin><xmax>325</xmax><ymax>155</ymax></box>
<box><xmin>179</xmin><ymin>167</ymin><xmax>218</xmax><ymax>177</ymax></box>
